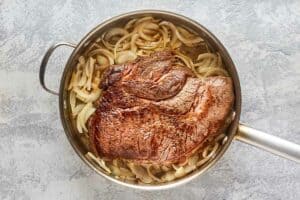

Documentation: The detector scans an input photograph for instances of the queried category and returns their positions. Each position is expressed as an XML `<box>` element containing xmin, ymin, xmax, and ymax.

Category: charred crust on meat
<box><xmin>88</xmin><ymin>51</ymin><xmax>234</xmax><ymax>165</ymax></box>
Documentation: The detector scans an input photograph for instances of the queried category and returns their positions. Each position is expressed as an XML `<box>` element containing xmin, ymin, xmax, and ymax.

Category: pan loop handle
<box><xmin>236</xmin><ymin>124</ymin><xmax>300</xmax><ymax>163</ymax></box>
<box><xmin>39</xmin><ymin>42</ymin><xmax>76</xmax><ymax>95</ymax></box>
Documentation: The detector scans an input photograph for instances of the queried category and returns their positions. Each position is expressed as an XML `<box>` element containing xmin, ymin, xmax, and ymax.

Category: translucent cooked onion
<box><xmin>176</xmin><ymin>27</ymin><xmax>203</xmax><ymax>46</ymax></box>
<box><xmin>137</xmin><ymin>22</ymin><xmax>160</xmax><ymax>42</ymax></box>
<box><xmin>174</xmin><ymin>167</ymin><xmax>186</xmax><ymax>178</ymax></box>
<box><xmin>78</xmin><ymin>70</ymin><xmax>87</xmax><ymax>87</ymax></box>
<box><xmin>69</xmin><ymin>91</ymin><xmax>76</xmax><ymax>112</ymax></box>
<box><xmin>86</xmin><ymin>152</ymin><xmax>111</xmax><ymax>173</ymax></box>
<box><xmin>86</xmin><ymin>57</ymin><xmax>95</xmax><ymax>91</ymax></box>
<box><xmin>119</xmin><ymin>167</ymin><xmax>135</xmax><ymax>177</ymax></box>
<box><xmin>160</xmin><ymin>21</ymin><xmax>203</xmax><ymax>46</ymax></box>
<box><xmin>188</xmin><ymin>154</ymin><xmax>199</xmax><ymax>166</ymax></box>
<box><xmin>78</xmin><ymin>56</ymin><xmax>85</xmax><ymax>66</ymax></box>
<box><xmin>96</xmin><ymin>55</ymin><xmax>109</xmax><ymax>66</ymax></box>
<box><xmin>104</xmin><ymin>28</ymin><xmax>128</xmax><ymax>42</ymax></box>
<box><xmin>130</xmin><ymin>33</ymin><xmax>139</xmax><ymax>52</ymax></box>
<box><xmin>161</xmin><ymin>171</ymin><xmax>176</xmax><ymax>182</ymax></box>
<box><xmin>135</xmin><ymin>16</ymin><xmax>154</xmax><ymax>25</ymax></box>
<box><xmin>124</xmin><ymin>18</ymin><xmax>137</xmax><ymax>30</ymax></box>
<box><xmin>68</xmin><ymin>72</ymin><xmax>77</xmax><ymax>90</ymax></box>
<box><xmin>135</xmin><ymin>38</ymin><xmax>163</xmax><ymax>50</ymax></box>
<box><xmin>116</xmin><ymin>50</ymin><xmax>137</xmax><ymax>64</ymax></box>
<box><xmin>114</xmin><ymin>33</ymin><xmax>132</xmax><ymax>58</ymax></box>
<box><xmin>88</xmin><ymin>49</ymin><xmax>114</xmax><ymax>65</ymax></box>
<box><xmin>174</xmin><ymin>54</ymin><xmax>193</xmax><ymax>70</ymax></box>
<box><xmin>73</xmin><ymin>87</ymin><xmax>101</xmax><ymax>103</ymax></box>
<box><xmin>76</xmin><ymin>102</ymin><xmax>96</xmax><ymax>133</ymax></box>
<box><xmin>159</xmin><ymin>21</ymin><xmax>177</xmax><ymax>47</ymax></box>
<box><xmin>146</xmin><ymin>165</ymin><xmax>162</xmax><ymax>182</ymax></box>
<box><xmin>184</xmin><ymin>165</ymin><xmax>197</xmax><ymax>174</ymax></box>
<box><xmin>128</xmin><ymin>163</ymin><xmax>153</xmax><ymax>184</ymax></box>
<box><xmin>72</xmin><ymin>104</ymin><xmax>85</xmax><ymax>117</ymax></box>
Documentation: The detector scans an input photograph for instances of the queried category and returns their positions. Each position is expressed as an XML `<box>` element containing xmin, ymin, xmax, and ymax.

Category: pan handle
<box><xmin>235</xmin><ymin>124</ymin><xmax>300</xmax><ymax>163</ymax></box>
<box><xmin>39</xmin><ymin>42</ymin><xmax>76</xmax><ymax>95</ymax></box>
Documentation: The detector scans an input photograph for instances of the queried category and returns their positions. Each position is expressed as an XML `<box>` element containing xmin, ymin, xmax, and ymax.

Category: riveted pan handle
<box><xmin>235</xmin><ymin>124</ymin><xmax>300</xmax><ymax>163</ymax></box>
<box><xmin>39</xmin><ymin>42</ymin><xmax>76</xmax><ymax>95</ymax></box>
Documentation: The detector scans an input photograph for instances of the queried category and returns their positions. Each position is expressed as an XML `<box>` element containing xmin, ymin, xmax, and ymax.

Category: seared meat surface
<box><xmin>88</xmin><ymin>51</ymin><xmax>234</xmax><ymax>165</ymax></box>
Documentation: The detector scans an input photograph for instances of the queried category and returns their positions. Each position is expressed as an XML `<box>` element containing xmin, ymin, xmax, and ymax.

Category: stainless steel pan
<box><xmin>39</xmin><ymin>10</ymin><xmax>300</xmax><ymax>190</ymax></box>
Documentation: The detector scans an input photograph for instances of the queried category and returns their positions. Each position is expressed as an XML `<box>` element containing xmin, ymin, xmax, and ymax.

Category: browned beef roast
<box><xmin>88</xmin><ymin>51</ymin><xmax>234</xmax><ymax>165</ymax></box>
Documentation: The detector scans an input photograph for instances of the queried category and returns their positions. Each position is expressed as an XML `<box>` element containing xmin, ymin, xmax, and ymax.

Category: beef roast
<box><xmin>88</xmin><ymin>51</ymin><xmax>234</xmax><ymax>165</ymax></box>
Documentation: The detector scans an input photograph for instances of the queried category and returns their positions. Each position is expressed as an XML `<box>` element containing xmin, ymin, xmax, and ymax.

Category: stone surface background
<box><xmin>0</xmin><ymin>0</ymin><xmax>299</xmax><ymax>199</ymax></box>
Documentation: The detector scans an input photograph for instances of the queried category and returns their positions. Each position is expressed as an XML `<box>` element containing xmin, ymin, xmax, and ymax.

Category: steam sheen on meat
<box><xmin>88</xmin><ymin>51</ymin><xmax>234</xmax><ymax>165</ymax></box>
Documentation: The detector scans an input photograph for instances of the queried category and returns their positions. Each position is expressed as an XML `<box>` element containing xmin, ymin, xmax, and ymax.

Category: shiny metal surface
<box><xmin>236</xmin><ymin>124</ymin><xmax>300</xmax><ymax>163</ymax></box>
<box><xmin>39</xmin><ymin>10</ymin><xmax>299</xmax><ymax>190</ymax></box>
<box><xmin>39</xmin><ymin>42</ymin><xmax>76</xmax><ymax>95</ymax></box>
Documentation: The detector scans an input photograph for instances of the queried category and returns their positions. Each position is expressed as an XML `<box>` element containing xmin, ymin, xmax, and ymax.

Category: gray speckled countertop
<box><xmin>1</xmin><ymin>0</ymin><xmax>300</xmax><ymax>199</ymax></box>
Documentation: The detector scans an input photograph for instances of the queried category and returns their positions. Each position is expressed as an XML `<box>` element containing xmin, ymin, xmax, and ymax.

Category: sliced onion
<box><xmin>215</xmin><ymin>133</ymin><xmax>226</xmax><ymax>142</ymax></box>
<box><xmin>222</xmin><ymin>136</ymin><xmax>228</xmax><ymax>145</ymax></box>
<box><xmin>161</xmin><ymin>166</ymin><xmax>171</xmax><ymax>172</ymax></box>
<box><xmin>78</xmin><ymin>70</ymin><xmax>87</xmax><ymax>87</ymax></box>
<box><xmin>213</xmin><ymin>53</ymin><xmax>223</xmax><ymax>68</ymax></box>
<box><xmin>119</xmin><ymin>167</ymin><xmax>135</xmax><ymax>177</ymax></box>
<box><xmin>175</xmin><ymin>54</ymin><xmax>193</xmax><ymax>69</ymax></box>
<box><xmin>174</xmin><ymin>167</ymin><xmax>186</xmax><ymax>178</ymax></box>
<box><xmin>197</xmin><ymin>53</ymin><xmax>215</xmax><ymax>61</ymax></box>
<box><xmin>184</xmin><ymin>164</ymin><xmax>196</xmax><ymax>174</ymax></box>
<box><xmin>136</xmin><ymin>37</ymin><xmax>163</xmax><ymax>50</ymax></box>
<box><xmin>111</xmin><ymin>165</ymin><xmax>121</xmax><ymax>176</ymax></box>
<box><xmin>146</xmin><ymin>165</ymin><xmax>162</xmax><ymax>182</ymax></box>
<box><xmin>88</xmin><ymin>49</ymin><xmax>114</xmax><ymax>65</ymax></box>
<box><xmin>160</xmin><ymin>21</ymin><xmax>203</xmax><ymax>46</ymax></box>
<box><xmin>96</xmin><ymin>55</ymin><xmax>109</xmax><ymax>66</ymax></box>
<box><xmin>86</xmin><ymin>57</ymin><xmax>95</xmax><ymax>91</ymax></box>
<box><xmin>196</xmin><ymin>157</ymin><xmax>210</xmax><ymax>167</ymax></box>
<box><xmin>114</xmin><ymin>33</ymin><xmax>133</xmax><ymax>58</ymax></box>
<box><xmin>127</xmin><ymin>163</ymin><xmax>152</xmax><ymax>184</ymax></box>
<box><xmin>130</xmin><ymin>33</ymin><xmax>139</xmax><ymax>52</ymax></box>
<box><xmin>161</xmin><ymin>171</ymin><xmax>176</xmax><ymax>182</ymax></box>
<box><xmin>125</xmin><ymin>18</ymin><xmax>137</xmax><ymax>30</ymax></box>
<box><xmin>116</xmin><ymin>50</ymin><xmax>137</xmax><ymax>64</ymax></box>
<box><xmin>194</xmin><ymin>59</ymin><xmax>212</xmax><ymax>69</ymax></box>
<box><xmin>143</xmin><ymin>29</ymin><xmax>157</xmax><ymax>35</ymax></box>
<box><xmin>177</xmin><ymin>27</ymin><xmax>194</xmax><ymax>38</ymax></box>
<box><xmin>101</xmin><ymin>35</ymin><xmax>115</xmax><ymax>50</ymax></box>
<box><xmin>84</xmin><ymin>58</ymin><xmax>90</xmax><ymax>77</ymax></box>
<box><xmin>176</xmin><ymin>27</ymin><xmax>203</xmax><ymax>45</ymax></box>
<box><xmin>78</xmin><ymin>56</ymin><xmax>85</xmax><ymax>66</ymax></box>
<box><xmin>172</xmin><ymin>164</ymin><xmax>181</xmax><ymax>170</ymax></box>
<box><xmin>68</xmin><ymin>72</ymin><xmax>76</xmax><ymax>90</ymax></box>
<box><xmin>69</xmin><ymin>91</ymin><xmax>76</xmax><ymax>112</ymax></box>
<box><xmin>160</xmin><ymin>27</ymin><xmax>169</xmax><ymax>48</ymax></box>
<box><xmin>77</xmin><ymin>102</ymin><xmax>96</xmax><ymax>133</ymax></box>
<box><xmin>104</xmin><ymin>28</ymin><xmax>128</xmax><ymax>42</ymax></box>
<box><xmin>138</xmin><ymin>22</ymin><xmax>157</xmax><ymax>42</ymax></box>
<box><xmin>92</xmin><ymin>71</ymin><xmax>101</xmax><ymax>87</ymax></box>
<box><xmin>86</xmin><ymin>152</ymin><xmax>111</xmax><ymax>173</ymax></box>
<box><xmin>160</xmin><ymin>21</ymin><xmax>177</xmax><ymax>46</ymax></box>
<box><xmin>204</xmin><ymin>68</ymin><xmax>229</xmax><ymax>77</ymax></box>
<box><xmin>203</xmin><ymin>143</ymin><xmax>219</xmax><ymax>158</ymax></box>
<box><xmin>144</xmin><ymin>22</ymin><xmax>159</xmax><ymax>30</ymax></box>
<box><xmin>74</xmin><ymin>87</ymin><xmax>101</xmax><ymax>103</ymax></box>
<box><xmin>72</xmin><ymin>104</ymin><xmax>85</xmax><ymax>117</ymax></box>
<box><xmin>172</xmin><ymin>40</ymin><xmax>182</xmax><ymax>49</ymax></box>
<box><xmin>136</xmin><ymin>49</ymin><xmax>152</xmax><ymax>56</ymax></box>
<box><xmin>188</xmin><ymin>154</ymin><xmax>199</xmax><ymax>166</ymax></box>
<box><xmin>135</xmin><ymin>16</ymin><xmax>154</xmax><ymax>25</ymax></box>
